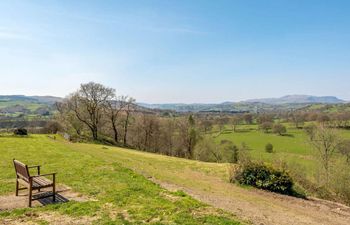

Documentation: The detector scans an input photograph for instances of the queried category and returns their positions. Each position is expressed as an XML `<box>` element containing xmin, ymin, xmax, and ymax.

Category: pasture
<box><xmin>213</xmin><ymin>123</ymin><xmax>350</xmax><ymax>181</ymax></box>
<box><xmin>0</xmin><ymin>135</ymin><xmax>241</xmax><ymax>224</ymax></box>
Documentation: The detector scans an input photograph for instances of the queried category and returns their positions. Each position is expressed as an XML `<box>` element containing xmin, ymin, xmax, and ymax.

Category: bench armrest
<box><xmin>31</xmin><ymin>173</ymin><xmax>56</xmax><ymax>178</ymax></box>
<box><xmin>28</xmin><ymin>165</ymin><xmax>41</xmax><ymax>168</ymax></box>
<box><xmin>28</xmin><ymin>165</ymin><xmax>41</xmax><ymax>175</ymax></box>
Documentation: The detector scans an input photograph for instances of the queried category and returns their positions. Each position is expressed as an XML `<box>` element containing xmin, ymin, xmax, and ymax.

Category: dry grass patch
<box><xmin>0</xmin><ymin>211</ymin><xmax>98</xmax><ymax>225</ymax></box>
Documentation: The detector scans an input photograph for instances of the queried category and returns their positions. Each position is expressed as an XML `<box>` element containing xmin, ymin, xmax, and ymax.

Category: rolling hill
<box><xmin>244</xmin><ymin>95</ymin><xmax>345</xmax><ymax>104</ymax></box>
<box><xmin>0</xmin><ymin>95</ymin><xmax>62</xmax><ymax>118</ymax></box>
<box><xmin>0</xmin><ymin>95</ymin><xmax>62</xmax><ymax>107</ymax></box>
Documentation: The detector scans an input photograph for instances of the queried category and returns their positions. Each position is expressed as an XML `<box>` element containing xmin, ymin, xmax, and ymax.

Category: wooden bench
<box><xmin>13</xmin><ymin>159</ymin><xmax>56</xmax><ymax>207</ymax></box>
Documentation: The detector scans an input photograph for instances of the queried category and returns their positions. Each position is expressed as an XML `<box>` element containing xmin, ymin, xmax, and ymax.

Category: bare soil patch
<box><xmin>0</xmin><ymin>184</ymin><xmax>91</xmax><ymax>211</ymax></box>
<box><xmin>0</xmin><ymin>212</ymin><xmax>97</xmax><ymax>225</ymax></box>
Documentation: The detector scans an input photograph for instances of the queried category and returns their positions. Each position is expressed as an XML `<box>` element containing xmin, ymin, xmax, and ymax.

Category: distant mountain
<box><xmin>0</xmin><ymin>94</ymin><xmax>347</xmax><ymax>114</ymax></box>
<box><xmin>244</xmin><ymin>95</ymin><xmax>345</xmax><ymax>105</ymax></box>
<box><xmin>138</xmin><ymin>102</ymin><xmax>261</xmax><ymax>113</ymax></box>
<box><xmin>29</xmin><ymin>96</ymin><xmax>63</xmax><ymax>104</ymax></box>
<box><xmin>139</xmin><ymin>95</ymin><xmax>346</xmax><ymax>113</ymax></box>
<box><xmin>0</xmin><ymin>95</ymin><xmax>62</xmax><ymax>105</ymax></box>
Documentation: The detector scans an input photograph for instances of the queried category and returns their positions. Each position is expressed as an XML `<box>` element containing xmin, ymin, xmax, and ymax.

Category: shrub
<box><xmin>194</xmin><ymin>136</ymin><xmax>218</xmax><ymax>162</ymax></box>
<box><xmin>304</xmin><ymin>124</ymin><xmax>316</xmax><ymax>140</ymax></box>
<box><xmin>272</xmin><ymin>123</ymin><xmax>287</xmax><ymax>135</ymax></box>
<box><xmin>14</xmin><ymin>128</ymin><xmax>28</xmax><ymax>136</ymax></box>
<box><xmin>265</xmin><ymin>143</ymin><xmax>273</xmax><ymax>153</ymax></box>
<box><xmin>43</xmin><ymin>121</ymin><xmax>63</xmax><ymax>134</ymax></box>
<box><xmin>259</xmin><ymin>122</ymin><xmax>273</xmax><ymax>133</ymax></box>
<box><xmin>233</xmin><ymin>162</ymin><xmax>294</xmax><ymax>195</ymax></box>
<box><xmin>221</xmin><ymin>140</ymin><xmax>239</xmax><ymax>163</ymax></box>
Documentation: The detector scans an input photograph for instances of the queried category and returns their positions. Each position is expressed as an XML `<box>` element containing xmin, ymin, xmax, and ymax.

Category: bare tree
<box><xmin>200</xmin><ymin>119</ymin><xmax>213</xmax><ymax>134</ymax></box>
<box><xmin>243</xmin><ymin>113</ymin><xmax>253</xmax><ymax>125</ymax></box>
<box><xmin>334</xmin><ymin>112</ymin><xmax>350</xmax><ymax>128</ymax></box>
<box><xmin>216</xmin><ymin>117</ymin><xmax>229</xmax><ymax>133</ymax></box>
<box><xmin>67</xmin><ymin>82</ymin><xmax>115</xmax><ymax>140</ymax></box>
<box><xmin>122</xmin><ymin>97</ymin><xmax>135</xmax><ymax>146</ymax></box>
<box><xmin>178</xmin><ymin>115</ymin><xmax>200</xmax><ymax>159</ymax></box>
<box><xmin>310</xmin><ymin>125</ymin><xmax>341</xmax><ymax>184</ymax></box>
<box><xmin>338</xmin><ymin>140</ymin><xmax>350</xmax><ymax>164</ymax></box>
<box><xmin>257</xmin><ymin>114</ymin><xmax>274</xmax><ymax>124</ymax></box>
<box><xmin>159</xmin><ymin>117</ymin><xmax>176</xmax><ymax>155</ymax></box>
<box><xmin>304</xmin><ymin>124</ymin><xmax>316</xmax><ymax>141</ymax></box>
<box><xmin>290</xmin><ymin>113</ymin><xmax>305</xmax><ymax>129</ymax></box>
<box><xmin>231</xmin><ymin>116</ymin><xmax>241</xmax><ymax>132</ymax></box>
<box><xmin>259</xmin><ymin>122</ymin><xmax>273</xmax><ymax>133</ymax></box>
<box><xmin>106</xmin><ymin>96</ymin><xmax>127</xmax><ymax>143</ymax></box>
<box><xmin>317</xmin><ymin>114</ymin><xmax>330</xmax><ymax>126</ymax></box>
<box><xmin>55</xmin><ymin>101</ymin><xmax>84</xmax><ymax>136</ymax></box>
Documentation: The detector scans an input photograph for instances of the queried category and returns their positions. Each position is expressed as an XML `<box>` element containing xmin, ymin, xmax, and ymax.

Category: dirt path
<box><xmin>147</xmin><ymin>172</ymin><xmax>350</xmax><ymax>225</ymax></box>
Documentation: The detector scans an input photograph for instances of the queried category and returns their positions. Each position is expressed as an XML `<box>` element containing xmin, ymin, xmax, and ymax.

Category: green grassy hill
<box><xmin>0</xmin><ymin>95</ymin><xmax>60</xmax><ymax>120</ymax></box>
<box><xmin>0</xmin><ymin>135</ymin><xmax>241</xmax><ymax>224</ymax></box>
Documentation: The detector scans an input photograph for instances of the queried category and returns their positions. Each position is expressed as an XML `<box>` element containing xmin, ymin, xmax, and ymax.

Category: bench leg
<box><xmin>28</xmin><ymin>186</ymin><xmax>32</xmax><ymax>207</ymax></box>
<box><xmin>15</xmin><ymin>179</ymin><xmax>19</xmax><ymax>196</ymax></box>
<box><xmin>52</xmin><ymin>184</ymin><xmax>56</xmax><ymax>202</ymax></box>
<box><xmin>53</xmin><ymin>174</ymin><xmax>56</xmax><ymax>202</ymax></box>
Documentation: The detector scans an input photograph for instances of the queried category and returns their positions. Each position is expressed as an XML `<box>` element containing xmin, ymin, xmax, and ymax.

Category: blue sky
<box><xmin>0</xmin><ymin>0</ymin><xmax>349</xmax><ymax>103</ymax></box>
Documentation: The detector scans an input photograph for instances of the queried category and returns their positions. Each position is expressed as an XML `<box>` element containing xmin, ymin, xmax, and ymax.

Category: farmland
<box><xmin>213</xmin><ymin>123</ymin><xmax>350</xmax><ymax>182</ymax></box>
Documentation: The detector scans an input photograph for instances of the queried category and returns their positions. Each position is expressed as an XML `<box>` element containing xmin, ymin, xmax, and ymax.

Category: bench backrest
<box><xmin>13</xmin><ymin>159</ymin><xmax>30</xmax><ymax>181</ymax></box>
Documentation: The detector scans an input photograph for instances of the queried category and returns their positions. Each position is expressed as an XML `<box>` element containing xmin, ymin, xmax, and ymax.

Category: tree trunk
<box><xmin>123</xmin><ymin>112</ymin><xmax>130</xmax><ymax>146</ymax></box>
<box><xmin>187</xmin><ymin>138</ymin><xmax>193</xmax><ymax>159</ymax></box>
<box><xmin>91</xmin><ymin>126</ymin><xmax>98</xmax><ymax>140</ymax></box>
<box><xmin>112</xmin><ymin>123</ymin><xmax>118</xmax><ymax>143</ymax></box>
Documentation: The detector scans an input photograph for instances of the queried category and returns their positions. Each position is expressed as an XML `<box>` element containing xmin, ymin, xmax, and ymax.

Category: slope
<box><xmin>0</xmin><ymin>135</ymin><xmax>241</xmax><ymax>224</ymax></box>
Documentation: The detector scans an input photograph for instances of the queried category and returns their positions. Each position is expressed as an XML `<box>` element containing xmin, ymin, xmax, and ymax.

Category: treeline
<box><xmin>280</xmin><ymin>111</ymin><xmax>350</xmax><ymax>129</ymax></box>
<box><xmin>202</xmin><ymin>110</ymin><xmax>350</xmax><ymax>132</ymax></box>
<box><xmin>53</xmin><ymin>82</ymin><xmax>350</xmax><ymax>163</ymax></box>
<box><xmin>54</xmin><ymin>82</ymin><xmax>248</xmax><ymax>162</ymax></box>
<box><xmin>55</xmin><ymin>82</ymin><xmax>202</xmax><ymax>159</ymax></box>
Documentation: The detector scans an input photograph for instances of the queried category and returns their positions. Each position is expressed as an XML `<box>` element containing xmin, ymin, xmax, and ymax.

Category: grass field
<box><xmin>0</xmin><ymin>100</ymin><xmax>45</xmax><ymax>110</ymax></box>
<box><xmin>213</xmin><ymin>123</ymin><xmax>350</xmax><ymax>181</ymax></box>
<box><xmin>0</xmin><ymin>135</ymin><xmax>242</xmax><ymax>224</ymax></box>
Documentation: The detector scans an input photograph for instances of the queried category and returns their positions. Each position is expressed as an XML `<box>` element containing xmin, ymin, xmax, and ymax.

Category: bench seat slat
<box><xmin>32</xmin><ymin>177</ymin><xmax>53</xmax><ymax>189</ymax></box>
